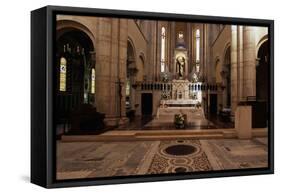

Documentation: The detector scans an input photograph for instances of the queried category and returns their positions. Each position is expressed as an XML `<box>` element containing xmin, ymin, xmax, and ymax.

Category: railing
<box><xmin>139</xmin><ymin>82</ymin><xmax>218</xmax><ymax>91</ymax></box>
<box><xmin>140</xmin><ymin>82</ymin><xmax>172</xmax><ymax>91</ymax></box>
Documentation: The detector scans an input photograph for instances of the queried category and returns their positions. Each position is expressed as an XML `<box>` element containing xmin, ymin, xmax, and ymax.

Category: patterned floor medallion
<box><xmin>148</xmin><ymin>140</ymin><xmax>212</xmax><ymax>174</ymax></box>
<box><xmin>56</xmin><ymin>138</ymin><xmax>268</xmax><ymax>179</ymax></box>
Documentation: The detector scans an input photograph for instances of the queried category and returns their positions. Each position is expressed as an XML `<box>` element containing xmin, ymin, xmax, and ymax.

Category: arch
<box><xmin>127</xmin><ymin>37</ymin><xmax>136</xmax><ymax>56</ymax></box>
<box><xmin>256</xmin><ymin>34</ymin><xmax>268</xmax><ymax>57</ymax></box>
<box><xmin>215</xmin><ymin>57</ymin><xmax>221</xmax><ymax>83</ymax></box>
<box><xmin>126</xmin><ymin>38</ymin><xmax>137</xmax><ymax>110</ymax></box>
<box><xmin>215</xmin><ymin>56</ymin><xmax>220</xmax><ymax>64</ymax></box>
<box><xmin>222</xmin><ymin>46</ymin><xmax>231</xmax><ymax>108</ymax></box>
<box><xmin>222</xmin><ymin>42</ymin><xmax>231</xmax><ymax>66</ymax></box>
<box><xmin>139</xmin><ymin>52</ymin><xmax>146</xmax><ymax>80</ymax></box>
<box><xmin>139</xmin><ymin>52</ymin><xmax>146</xmax><ymax>69</ymax></box>
<box><xmin>127</xmin><ymin>38</ymin><xmax>136</xmax><ymax>68</ymax></box>
<box><xmin>256</xmin><ymin>39</ymin><xmax>269</xmax><ymax>102</ymax></box>
<box><xmin>139</xmin><ymin>52</ymin><xmax>146</xmax><ymax>63</ymax></box>
<box><xmin>56</xmin><ymin>25</ymin><xmax>96</xmax><ymax>107</ymax></box>
<box><xmin>56</xmin><ymin>20</ymin><xmax>96</xmax><ymax>48</ymax></box>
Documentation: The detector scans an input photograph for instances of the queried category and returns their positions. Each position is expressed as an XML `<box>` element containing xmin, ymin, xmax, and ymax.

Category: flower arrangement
<box><xmin>161</xmin><ymin>93</ymin><xmax>168</xmax><ymax>99</ymax></box>
<box><xmin>174</xmin><ymin>113</ymin><xmax>186</xmax><ymax>129</ymax></box>
<box><xmin>161</xmin><ymin>91</ymin><xmax>170</xmax><ymax>100</ymax></box>
<box><xmin>196</xmin><ymin>102</ymin><xmax>201</xmax><ymax>108</ymax></box>
<box><xmin>160</xmin><ymin>72</ymin><xmax>171</xmax><ymax>83</ymax></box>
<box><xmin>162</xmin><ymin>73</ymin><xmax>169</xmax><ymax>82</ymax></box>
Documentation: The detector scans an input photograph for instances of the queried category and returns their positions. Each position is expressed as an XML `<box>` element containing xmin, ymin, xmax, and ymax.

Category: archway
<box><xmin>139</xmin><ymin>54</ymin><xmax>145</xmax><ymax>80</ymax></box>
<box><xmin>126</xmin><ymin>40</ymin><xmax>137</xmax><ymax>113</ymax></box>
<box><xmin>223</xmin><ymin>46</ymin><xmax>231</xmax><ymax>108</ymax></box>
<box><xmin>56</xmin><ymin>29</ymin><xmax>95</xmax><ymax>122</ymax></box>
<box><xmin>256</xmin><ymin>40</ymin><xmax>269</xmax><ymax>103</ymax></box>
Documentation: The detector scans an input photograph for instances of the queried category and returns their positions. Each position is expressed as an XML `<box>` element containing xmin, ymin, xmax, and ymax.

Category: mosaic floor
<box><xmin>56</xmin><ymin>138</ymin><xmax>268</xmax><ymax>180</ymax></box>
<box><xmin>147</xmin><ymin>140</ymin><xmax>212</xmax><ymax>174</ymax></box>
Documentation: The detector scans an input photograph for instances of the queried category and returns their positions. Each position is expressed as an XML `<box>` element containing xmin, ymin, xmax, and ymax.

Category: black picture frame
<box><xmin>31</xmin><ymin>5</ymin><xmax>274</xmax><ymax>188</ymax></box>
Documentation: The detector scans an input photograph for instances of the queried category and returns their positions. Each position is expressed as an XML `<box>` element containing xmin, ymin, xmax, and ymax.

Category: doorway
<box><xmin>141</xmin><ymin>93</ymin><xmax>153</xmax><ymax>115</ymax></box>
<box><xmin>210</xmin><ymin>94</ymin><xmax>218</xmax><ymax>115</ymax></box>
<box><xmin>256</xmin><ymin>40</ymin><xmax>269</xmax><ymax>103</ymax></box>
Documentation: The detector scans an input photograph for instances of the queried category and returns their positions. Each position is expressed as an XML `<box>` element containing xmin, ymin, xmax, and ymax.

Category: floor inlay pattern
<box><xmin>56</xmin><ymin>138</ymin><xmax>267</xmax><ymax>180</ymax></box>
<box><xmin>148</xmin><ymin>140</ymin><xmax>212</xmax><ymax>174</ymax></box>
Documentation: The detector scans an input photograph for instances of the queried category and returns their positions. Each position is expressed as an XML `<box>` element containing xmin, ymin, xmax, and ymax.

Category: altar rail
<box><xmin>140</xmin><ymin>82</ymin><xmax>218</xmax><ymax>91</ymax></box>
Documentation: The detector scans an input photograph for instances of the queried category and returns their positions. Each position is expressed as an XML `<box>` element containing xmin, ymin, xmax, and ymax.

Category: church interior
<box><xmin>55</xmin><ymin>15</ymin><xmax>269</xmax><ymax>180</ymax></box>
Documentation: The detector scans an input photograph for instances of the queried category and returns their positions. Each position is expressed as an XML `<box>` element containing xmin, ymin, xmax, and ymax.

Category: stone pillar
<box><xmin>217</xmin><ymin>83</ymin><xmax>223</xmax><ymax>111</ymax></box>
<box><xmin>230</xmin><ymin>26</ymin><xmax>238</xmax><ymax>115</ymax></box>
<box><xmin>235</xmin><ymin>105</ymin><xmax>252</xmax><ymax>139</ymax></box>
<box><xmin>152</xmin><ymin>21</ymin><xmax>157</xmax><ymax>81</ymax></box>
<box><xmin>135</xmin><ymin>89</ymin><xmax>141</xmax><ymax>116</ymax></box>
<box><xmin>203</xmin><ymin>24</ymin><xmax>207</xmax><ymax>80</ymax></box>
<box><xmin>167</xmin><ymin>22</ymin><xmax>171</xmax><ymax>73</ymax></box>
<box><xmin>237</xmin><ymin>26</ymin><xmax>244</xmax><ymax>101</ymax></box>
<box><xmin>243</xmin><ymin>26</ymin><xmax>256</xmax><ymax>98</ymax></box>
<box><xmin>147</xmin><ymin>21</ymin><xmax>155</xmax><ymax>82</ymax></box>
<box><xmin>118</xmin><ymin>19</ymin><xmax>129</xmax><ymax>125</ymax></box>
<box><xmin>171</xmin><ymin>22</ymin><xmax>176</xmax><ymax>74</ymax></box>
<box><xmin>130</xmin><ymin>82</ymin><xmax>136</xmax><ymax>111</ymax></box>
<box><xmin>95</xmin><ymin>18</ymin><xmax>129</xmax><ymax>126</ymax></box>
<box><xmin>95</xmin><ymin>18</ymin><xmax>117</xmax><ymax>126</ymax></box>
<box><xmin>156</xmin><ymin>22</ymin><xmax>161</xmax><ymax>81</ymax></box>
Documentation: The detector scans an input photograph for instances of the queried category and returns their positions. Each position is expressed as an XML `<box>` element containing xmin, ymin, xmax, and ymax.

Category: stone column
<box><xmin>202</xmin><ymin>24</ymin><xmax>207</xmax><ymax>80</ymax></box>
<box><xmin>156</xmin><ymin>22</ymin><xmax>161</xmax><ymax>81</ymax></box>
<box><xmin>230</xmin><ymin>25</ymin><xmax>238</xmax><ymax>115</ymax></box>
<box><xmin>167</xmin><ymin>22</ymin><xmax>171</xmax><ymax>72</ymax></box>
<box><xmin>237</xmin><ymin>26</ymin><xmax>244</xmax><ymax>101</ymax></box>
<box><xmin>118</xmin><ymin>19</ymin><xmax>129</xmax><ymax>125</ymax></box>
<box><xmin>152</xmin><ymin>21</ymin><xmax>157</xmax><ymax>81</ymax></box>
<box><xmin>171</xmin><ymin>22</ymin><xmax>176</xmax><ymax>74</ymax></box>
<box><xmin>243</xmin><ymin>26</ymin><xmax>256</xmax><ymax>98</ymax></box>
<box><xmin>95</xmin><ymin>18</ymin><xmax>129</xmax><ymax>126</ymax></box>
<box><xmin>146</xmin><ymin>21</ymin><xmax>154</xmax><ymax>82</ymax></box>
<box><xmin>95</xmin><ymin>18</ymin><xmax>117</xmax><ymax>125</ymax></box>
<box><xmin>130</xmin><ymin>78</ymin><xmax>136</xmax><ymax>111</ymax></box>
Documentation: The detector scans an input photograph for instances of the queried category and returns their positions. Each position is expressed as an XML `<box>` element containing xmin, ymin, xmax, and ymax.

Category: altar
<box><xmin>153</xmin><ymin>30</ymin><xmax>205</xmax><ymax>124</ymax></box>
<box><xmin>161</xmin><ymin>99</ymin><xmax>198</xmax><ymax>107</ymax></box>
<box><xmin>160</xmin><ymin>79</ymin><xmax>202</xmax><ymax>108</ymax></box>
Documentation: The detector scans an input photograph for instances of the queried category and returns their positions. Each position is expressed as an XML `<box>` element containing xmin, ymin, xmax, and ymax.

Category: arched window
<box><xmin>126</xmin><ymin>79</ymin><xmax>130</xmax><ymax>97</ymax></box>
<box><xmin>91</xmin><ymin>68</ymin><xmax>95</xmax><ymax>94</ymax></box>
<box><xmin>195</xmin><ymin>29</ymin><xmax>200</xmax><ymax>63</ymax></box>
<box><xmin>160</xmin><ymin>27</ymin><xmax>166</xmax><ymax>72</ymax></box>
<box><xmin>59</xmin><ymin>57</ymin><xmax>67</xmax><ymax>92</ymax></box>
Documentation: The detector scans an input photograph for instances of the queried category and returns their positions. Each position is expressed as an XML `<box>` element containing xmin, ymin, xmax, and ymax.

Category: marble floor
<box><xmin>56</xmin><ymin>138</ymin><xmax>268</xmax><ymax>180</ymax></box>
<box><xmin>117</xmin><ymin>114</ymin><xmax>233</xmax><ymax>131</ymax></box>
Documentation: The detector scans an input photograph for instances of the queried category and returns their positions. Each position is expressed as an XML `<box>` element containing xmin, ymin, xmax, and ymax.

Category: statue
<box><xmin>176</xmin><ymin>56</ymin><xmax>185</xmax><ymax>78</ymax></box>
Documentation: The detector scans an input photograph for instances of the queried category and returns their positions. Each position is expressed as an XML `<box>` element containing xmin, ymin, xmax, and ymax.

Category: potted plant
<box><xmin>174</xmin><ymin>113</ymin><xmax>186</xmax><ymax>129</ymax></box>
<box><xmin>196</xmin><ymin>102</ymin><xmax>201</xmax><ymax>109</ymax></box>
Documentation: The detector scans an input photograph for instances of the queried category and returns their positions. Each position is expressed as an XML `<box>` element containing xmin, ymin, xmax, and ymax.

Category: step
<box><xmin>61</xmin><ymin>135</ymin><xmax>134</xmax><ymax>142</ymax></box>
<box><xmin>252</xmin><ymin>128</ymin><xmax>268</xmax><ymax>137</ymax></box>
<box><xmin>61</xmin><ymin>130</ymin><xmax>225</xmax><ymax>142</ymax></box>
<box><xmin>134</xmin><ymin>133</ymin><xmax>224</xmax><ymax>140</ymax></box>
<box><xmin>135</xmin><ymin>130</ymin><xmax>223</xmax><ymax>136</ymax></box>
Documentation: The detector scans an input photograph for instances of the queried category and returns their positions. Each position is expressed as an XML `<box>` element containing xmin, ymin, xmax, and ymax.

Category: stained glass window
<box><xmin>59</xmin><ymin>57</ymin><xmax>67</xmax><ymax>92</ymax></box>
<box><xmin>91</xmin><ymin>68</ymin><xmax>95</xmax><ymax>94</ymax></box>
<box><xmin>160</xmin><ymin>27</ymin><xmax>166</xmax><ymax>72</ymax></box>
<box><xmin>195</xmin><ymin>29</ymin><xmax>200</xmax><ymax>63</ymax></box>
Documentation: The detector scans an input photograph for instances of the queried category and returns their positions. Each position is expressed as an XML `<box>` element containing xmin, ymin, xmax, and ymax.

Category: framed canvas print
<box><xmin>31</xmin><ymin>5</ymin><xmax>274</xmax><ymax>188</ymax></box>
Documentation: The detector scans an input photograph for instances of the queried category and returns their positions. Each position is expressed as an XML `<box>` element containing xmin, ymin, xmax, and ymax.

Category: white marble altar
<box><xmin>160</xmin><ymin>79</ymin><xmax>202</xmax><ymax>107</ymax></box>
